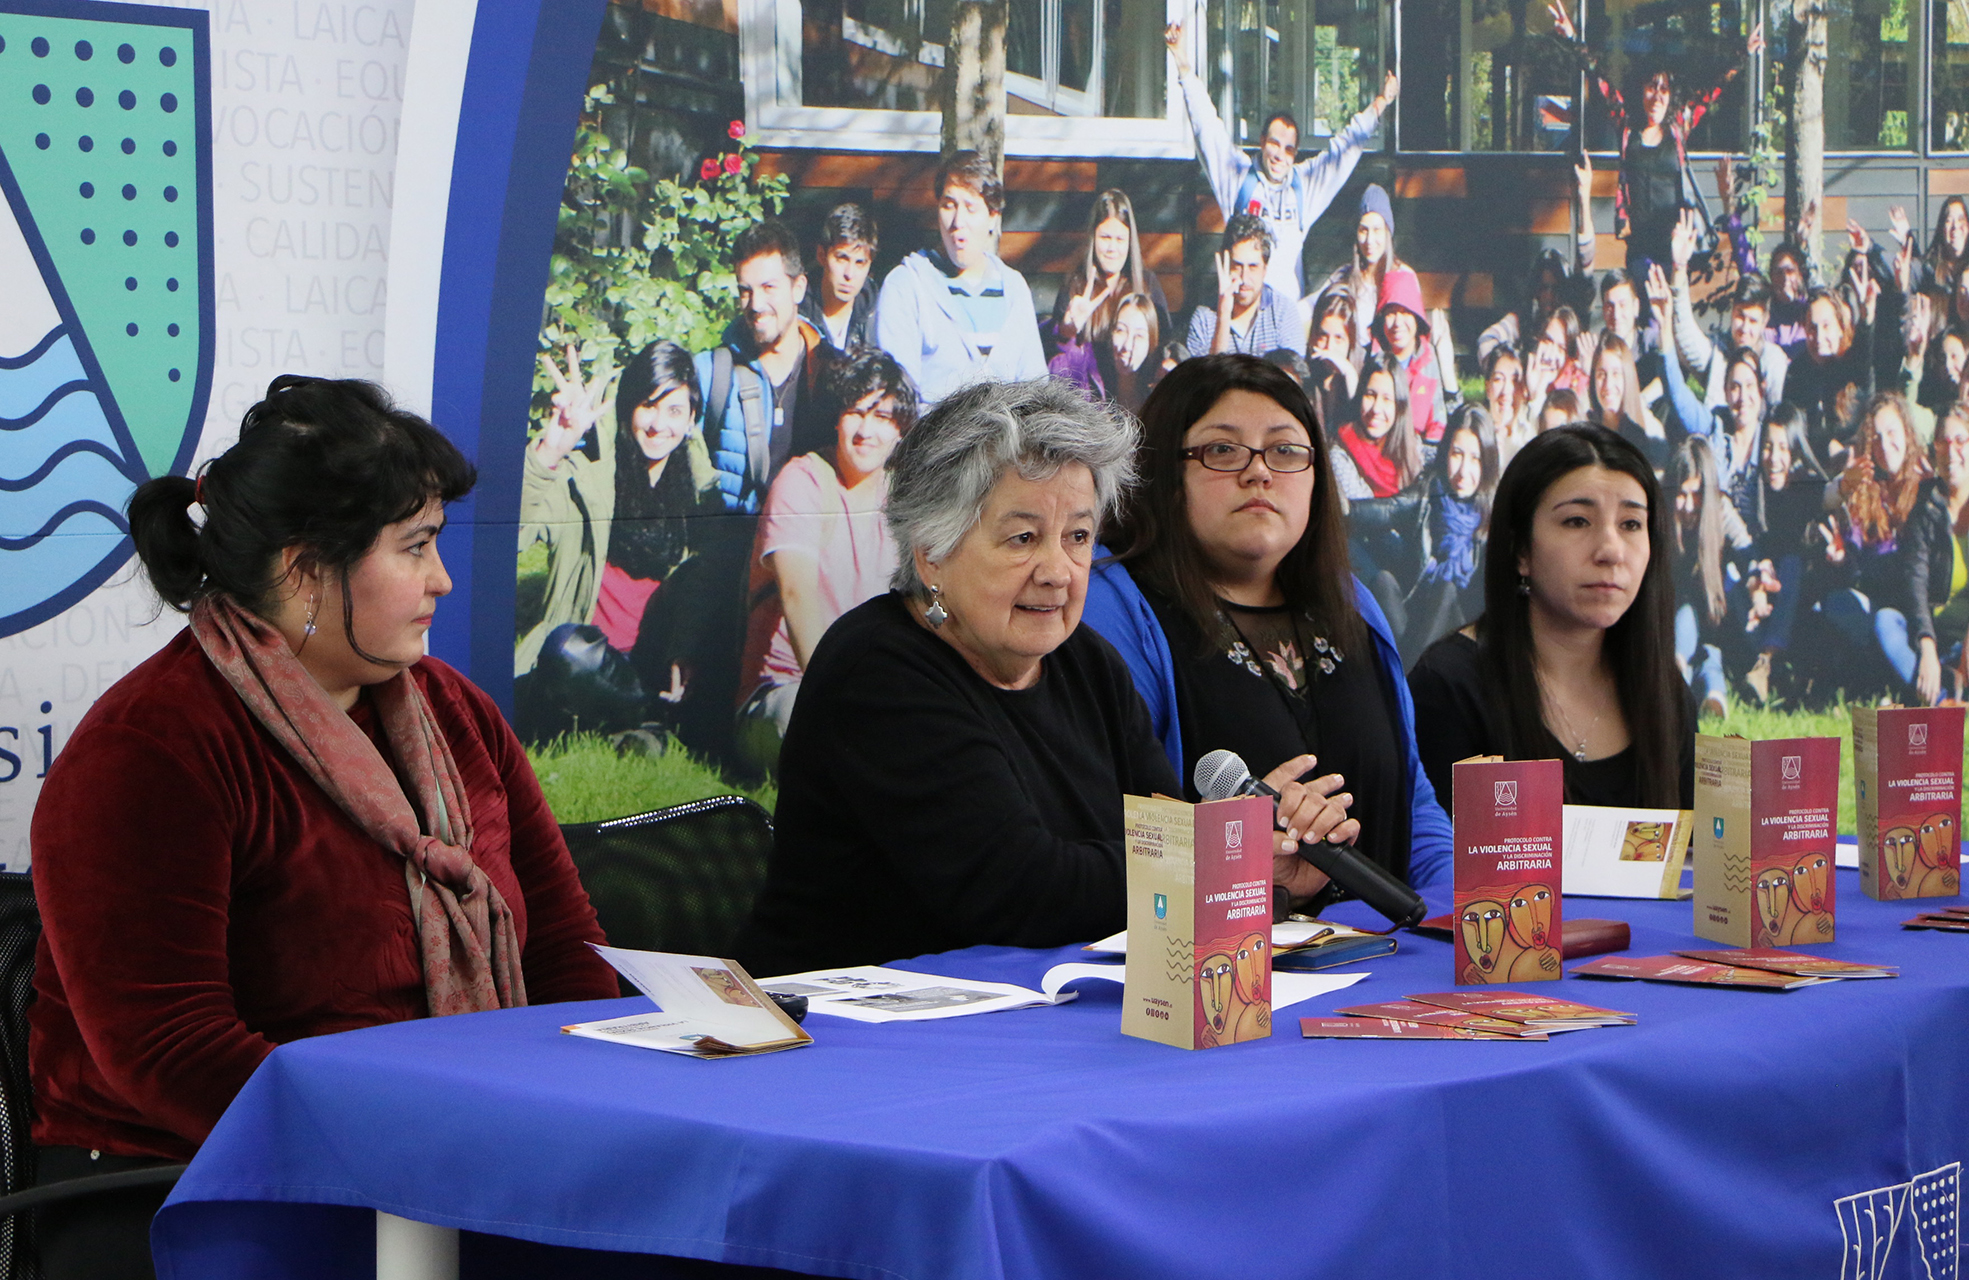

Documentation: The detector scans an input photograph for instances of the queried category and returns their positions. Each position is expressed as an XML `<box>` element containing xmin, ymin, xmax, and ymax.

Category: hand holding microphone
<box><xmin>1194</xmin><ymin>749</ymin><xmax>1356</xmax><ymax>850</ymax></box>
<box><xmin>1195</xmin><ymin>749</ymin><xmax>1428</xmax><ymax>928</ymax></box>
<box><xmin>1236</xmin><ymin>752</ymin><xmax>1355</xmax><ymax>900</ymax></box>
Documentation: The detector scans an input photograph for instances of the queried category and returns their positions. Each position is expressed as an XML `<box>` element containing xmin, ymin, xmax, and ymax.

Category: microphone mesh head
<box><xmin>1194</xmin><ymin>749</ymin><xmax>1251</xmax><ymax>802</ymax></box>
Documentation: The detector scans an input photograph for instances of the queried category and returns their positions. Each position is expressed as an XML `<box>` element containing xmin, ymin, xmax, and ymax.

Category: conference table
<box><xmin>150</xmin><ymin>870</ymin><xmax>1969</xmax><ymax>1280</ymax></box>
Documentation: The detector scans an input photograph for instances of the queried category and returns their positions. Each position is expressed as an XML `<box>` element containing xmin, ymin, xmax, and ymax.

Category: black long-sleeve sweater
<box><xmin>736</xmin><ymin>593</ymin><xmax>1178</xmax><ymax>976</ymax></box>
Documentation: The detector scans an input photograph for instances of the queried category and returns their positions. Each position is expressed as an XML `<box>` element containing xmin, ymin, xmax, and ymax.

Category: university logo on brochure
<box><xmin>1783</xmin><ymin>755</ymin><xmax>1804</xmax><ymax>781</ymax></box>
<box><xmin>1714</xmin><ymin>817</ymin><xmax>1726</xmax><ymax>839</ymax></box>
<box><xmin>1494</xmin><ymin>780</ymin><xmax>1517</xmax><ymax>810</ymax></box>
<box><xmin>1911</xmin><ymin>723</ymin><xmax>1929</xmax><ymax>747</ymax></box>
<box><xmin>1153</xmin><ymin>893</ymin><xmax>1166</xmax><ymax>920</ymax></box>
<box><xmin>1223</xmin><ymin>820</ymin><xmax>1243</xmax><ymax>852</ymax></box>
<box><xmin>0</xmin><ymin>0</ymin><xmax>210</xmax><ymax>636</ymax></box>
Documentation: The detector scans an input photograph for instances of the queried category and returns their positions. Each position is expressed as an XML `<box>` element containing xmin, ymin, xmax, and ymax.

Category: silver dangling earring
<box><xmin>1517</xmin><ymin>575</ymin><xmax>1532</xmax><ymax>597</ymax></box>
<box><xmin>924</xmin><ymin>584</ymin><xmax>949</xmax><ymax>629</ymax></box>
<box><xmin>297</xmin><ymin>592</ymin><xmax>320</xmax><ymax>653</ymax></box>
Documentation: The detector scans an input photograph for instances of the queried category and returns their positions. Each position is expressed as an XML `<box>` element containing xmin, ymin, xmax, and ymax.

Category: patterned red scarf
<box><xmin>190</xmin><ymin>594</ymin><xmax>526</xmax><ymax>1017</ymax></box>
<box><xmin>1338</xmin><ymin>422</ymin><xmax>1403</xmax><ymax>498</ymax></box>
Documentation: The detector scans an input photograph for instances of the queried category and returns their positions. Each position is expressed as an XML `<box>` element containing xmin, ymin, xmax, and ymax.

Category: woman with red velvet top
<box><xmin>28</xmin><ymin>377</ymin><xmax>617</xmax><ymax>1280</ymax></box>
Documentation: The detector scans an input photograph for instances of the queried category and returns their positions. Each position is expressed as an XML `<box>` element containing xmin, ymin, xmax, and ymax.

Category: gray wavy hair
<box><xmin>886</xmin><ymin>378</ymin><xmax>1139</xmax><ymax>596</ymax></box>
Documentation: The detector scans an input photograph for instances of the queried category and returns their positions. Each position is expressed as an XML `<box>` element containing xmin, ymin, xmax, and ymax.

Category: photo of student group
<box><xmin>513</xmin><ymin>2</ymin><xmax>1969</xmax><ymax>849</ymax></box>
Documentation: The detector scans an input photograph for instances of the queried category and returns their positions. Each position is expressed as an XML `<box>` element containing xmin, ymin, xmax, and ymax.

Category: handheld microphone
<box><xmin>1193</xmin><ymin>749</ymin><xmax>1428</xmax><ymax>928</ymax></box>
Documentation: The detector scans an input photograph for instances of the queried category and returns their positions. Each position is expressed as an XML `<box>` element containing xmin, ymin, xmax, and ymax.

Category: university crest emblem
<box><xmin>0</xmin><ymin>0</ymin><xmax>208</xmax><ymax>633</ymax></box>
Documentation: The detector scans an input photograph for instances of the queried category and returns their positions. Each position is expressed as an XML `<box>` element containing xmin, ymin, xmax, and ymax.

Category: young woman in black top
<box><xmin>1084</xmin><ymin>354</ymin><xmax>1452</xmax><ymax>902</ymax></box>
<box><xmin>1408</xmin><ymin>425</ymin><xmax>1693</xmax><ymax>813</ymax></box>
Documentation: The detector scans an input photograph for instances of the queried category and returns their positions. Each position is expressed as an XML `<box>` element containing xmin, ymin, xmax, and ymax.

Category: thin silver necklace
<box><xmin>1536</xmin><ymin>668</ymin><xmax>1601</xmax><ymax>762</ymax></box>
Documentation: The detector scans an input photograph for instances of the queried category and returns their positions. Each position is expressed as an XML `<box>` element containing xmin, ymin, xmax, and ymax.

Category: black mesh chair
<box><xmin>561</xmin><ymin>796</ymin><xmax>775</xmax><ymax>966</ymax></box>
<box><xmin>0</xmin><ymin>872</ymin><xmax>186</xmax><ymax>1278</ymax></box>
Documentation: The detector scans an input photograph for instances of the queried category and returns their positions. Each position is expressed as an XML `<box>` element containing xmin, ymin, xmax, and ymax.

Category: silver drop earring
<box><xmin>296</xmin><ymin>591</ymin><xmax>320</xmax><ymax>653</ymax></box>
<box><xmin>1518</xmin><ymin>575</ymin><xmax>1532</xmax><ymax>597</ymax></box>
<box><xmin>924</xmin><ymin>584</ymin><xmax>948</xmax><ymax>628</ymax></box>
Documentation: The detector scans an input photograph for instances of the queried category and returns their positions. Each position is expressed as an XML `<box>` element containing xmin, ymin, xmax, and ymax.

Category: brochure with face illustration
<box><xmin>1854</xmin><ymin>706</ymin><xmax>1963</xmax><ymax>902</ymax></box>
<box><xmin>1452</xmin><ymin>757</ymin><xmax>1564</xmax><ymax>985</ymax></box>
<box><xmin>1121</xmin><ymin>793</ymin><xmax>1277</xmax><ymax>1049</ymax></box>
<box><xmin>1692</xmin><ymin>735</ymin><xmax>1840</xmax><ymax>949</ymax></box>
<box><xmin>562</xmin><ymin>945</ymin><xmax>812</xmax><ymax>1057</ymax></box>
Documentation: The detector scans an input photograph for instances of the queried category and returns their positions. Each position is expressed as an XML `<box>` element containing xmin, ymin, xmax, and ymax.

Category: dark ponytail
<box><xmin>126</xmin><ymin>375</ymin><xmax>476</xmax><ymax>618</ymax></box>
<box><xmin>127</xmin><ymin>473</ymin><xmax>207</xmax><ymax>608</ymax></box>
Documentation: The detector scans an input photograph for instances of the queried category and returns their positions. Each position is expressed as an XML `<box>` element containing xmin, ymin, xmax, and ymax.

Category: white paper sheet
<box><xmin>562</xmin><ymin>1010</ymin><xmax>773</xmax><ymax>1055</ymax></box>
<box><xmin>1036</xmin><ymin>963</ymin><xmax>1367</xmax><ymax>1011</ymax></box>
<box><xmin>1085</xmin><ymin>919</ymin><xmax>1361</xmax><ymax>956</ymax></box>
<box><xmin>1562</xmin><ymin>805</ymin><xmax>1690</xmax><ymax>898</ymax></box>
<box><xmin>759</xmin><ymin>964</ymin><xmax>1083</xmax><ymax>1022</ymax></box>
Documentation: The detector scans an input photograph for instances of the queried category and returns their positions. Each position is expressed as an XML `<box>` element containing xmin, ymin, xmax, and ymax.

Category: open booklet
<box><xmin>754</xmin><ymin>964</ymin><xmax>1091</xmax><ymax>1023</ymax></box>
<box><xmin>560</xmin><ymin>945</ymin><xmax>813</xmax><ymax>1058</ymax></box>
<box><xmin>758</xmin><ymin>962</ymin><xmax>1368</xmax><ymax>1024</ymax></box>
<box><xmin>1562</xmin><ymin>805</ymin><xmax>1693</xmax><ymax>898</ymax></box>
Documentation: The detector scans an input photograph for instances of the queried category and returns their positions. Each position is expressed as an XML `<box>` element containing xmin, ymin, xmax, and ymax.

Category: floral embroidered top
<box><xmin>1221</xmin><ymin>605</ymin><xmax>1343</xmax><ymax>688</ymax></box>
<box><xmin>1137</xmin><ymin>585</ymin><xmax>1413</xmax><ymax>897</ymax></box>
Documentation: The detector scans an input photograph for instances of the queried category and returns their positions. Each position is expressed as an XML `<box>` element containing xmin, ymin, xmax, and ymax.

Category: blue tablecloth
<box><xmin>151</xmin><ymin>872</ymin><xmax>1969</xmax><ymax>1280</ymax></box>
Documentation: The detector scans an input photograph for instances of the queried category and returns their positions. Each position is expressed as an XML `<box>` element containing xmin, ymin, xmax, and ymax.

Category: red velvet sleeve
<box><xmin>32</xmin><ymin>723</ymin><xmax>277</xmax><ymax>1146</ymax></box>
<box><xmin>450</xmin><ymin>674</ymin><xmax>618</xmax><ymax>1003</ymax></box>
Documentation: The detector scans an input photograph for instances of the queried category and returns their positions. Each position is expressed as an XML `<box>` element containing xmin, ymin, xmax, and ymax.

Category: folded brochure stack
<box><xmin>1301</xmin><ymin>990</ymin><xmax>1635</xmax><ymax>1040</ymax></box>
<box><xmin>1572</xmin><ymin>947</ymin><xmax>1897</xmax><ymax>989</ymax></box>
<box><xmin>1903</xmin><ymin>904</ymin><xmax>1969</xmax><ymax>931</ymax></box>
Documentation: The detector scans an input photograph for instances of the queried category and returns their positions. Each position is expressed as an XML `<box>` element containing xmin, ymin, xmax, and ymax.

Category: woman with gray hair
<box><xmin>735</xmin><ymin>380</ymin><xmax>1185</xmax><ymax>973</ymax></box>
<box><xmin>739</xmin><ymin>379</ymin><xmax>1355</xmax><ymax>974</ymax></box>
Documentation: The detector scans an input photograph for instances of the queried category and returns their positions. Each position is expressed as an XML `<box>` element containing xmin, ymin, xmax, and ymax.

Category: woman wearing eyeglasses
<box><xmin>1082</xmin><ymin>354</ymin><xmax>1452</xmax><ymax>908</ymax></box>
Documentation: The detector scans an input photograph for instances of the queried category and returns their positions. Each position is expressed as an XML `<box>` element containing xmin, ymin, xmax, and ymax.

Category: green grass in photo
<box><xmin>526</xmin><ymin>703</ymin><xmax>1964</xmax><ymax>838</ymax></box>
<box><xmin>528</xmin><ymin>732</ymin><xmax>776</xmax><ymax>824</ymax></box>
<box><xmin>1700</xmin><ymin>698</ymin><xmax>1969</xmax><ymax>837</ymax></box>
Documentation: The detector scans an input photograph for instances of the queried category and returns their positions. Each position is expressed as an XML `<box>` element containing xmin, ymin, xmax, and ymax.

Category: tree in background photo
<box><xmin>516</xmin><ymin>83</ymin><xmax>787</xmax><ymax>821</ymax></box>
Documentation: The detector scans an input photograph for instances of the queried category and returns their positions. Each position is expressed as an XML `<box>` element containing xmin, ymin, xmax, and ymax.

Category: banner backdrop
<box><xmin>489</xmin><ymin>0</ymin><xmax>1968</xmax><ymax>819</ymax></box>
<box><xmin>0</xmin><ymin>0</ymin><xmax>413</xmax><ymax>864</ymax></box>
<box><xmin>5</xmin><ymin>0</ymin><xmax>1969</xmax><ymax>855</ymax></box>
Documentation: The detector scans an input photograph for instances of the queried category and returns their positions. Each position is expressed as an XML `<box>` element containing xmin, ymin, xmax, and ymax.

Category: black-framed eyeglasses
<box><xmin>1180</xmin><ymin>441</ymin><xmax>1316</xmax><ymax>473</ymax></box>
